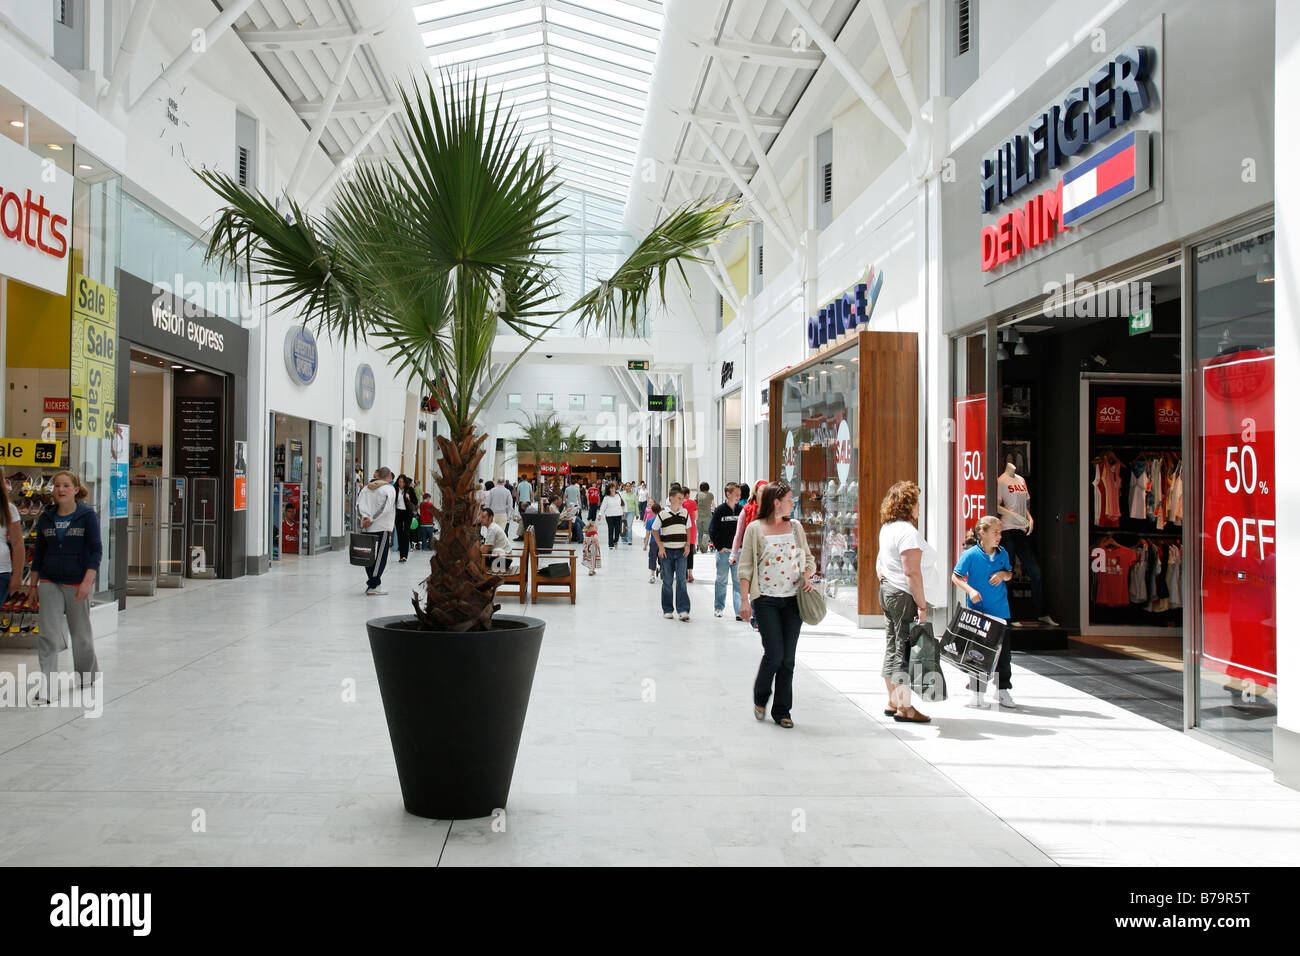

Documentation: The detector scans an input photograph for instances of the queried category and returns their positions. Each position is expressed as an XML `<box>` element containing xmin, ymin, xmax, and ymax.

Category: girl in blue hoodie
<box><xmin>29</xmin><ymin>471</ymin><xmax>102</xmax><ymax>702</ymax></box>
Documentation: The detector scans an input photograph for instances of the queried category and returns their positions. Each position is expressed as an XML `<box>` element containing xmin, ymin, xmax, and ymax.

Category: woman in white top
<box><xmin>597</xmin><ymin>485</ymin><xmax>626</xmax><ymax>550</ymax></box>
<box><xmin>737</xmin><ymin>481</ymin><xmax>815</xmax><ymax>729</ymax></box>
<box><xmin>874</xmin><ymin>480</ymin><xmax>943</xmax><ymax>724</ymax></box>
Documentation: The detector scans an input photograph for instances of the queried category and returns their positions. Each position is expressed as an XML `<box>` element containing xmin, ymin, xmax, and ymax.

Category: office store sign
<box><xmin>980</xmin><ymin>44</ymin><xmax>1156</xmax><ymax>275</ymax></box>
<box><xmin>0</xmin><ymin>135</ymin><xmax>73</xmax><ymax>295</ymax></box>
<box><xmin>808</xmin><ymin>266</ymin><xmax>884</xmax><ymax>349</ymax></box>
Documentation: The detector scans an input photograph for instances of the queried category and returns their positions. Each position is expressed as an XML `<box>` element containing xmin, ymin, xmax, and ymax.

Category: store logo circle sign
<box><xmin>284</xmin><ymin>325</ymin><xmax>319</xmax><ymax>385</ymax></box>
<box><xmin>356</xmin><ymin>364</ymin><xmax>376</xmax><ymax>410</ymax></box>
<box><xmin>835</xmin><ymin>419</ymin><xmax>852</xmax><ymax>483</ymax></box>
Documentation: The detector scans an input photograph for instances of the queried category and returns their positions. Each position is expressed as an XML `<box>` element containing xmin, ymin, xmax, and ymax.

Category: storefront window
<box><xmin>312</xmin><ymin>421</ymin><xmax>332</xmax><ymax>549</ymax></box>
<box><xmin>951</xmin><ymin>331</ymin><xmax>987</xmax><ymax>571</ymax></box>
<box><xmin>779</xmin><ymin>344</ymin><xmax>859</xmax><ymax>616</ymax></box>
<box><xmin>68</xmin><ymin>147</ymin><xmax>121</xmax><ymax>603</ymax></box>
<box><xmin>1192</xmin><ymin>222</ymin><xmax>1276</xmax><ymax>756</ymax></box>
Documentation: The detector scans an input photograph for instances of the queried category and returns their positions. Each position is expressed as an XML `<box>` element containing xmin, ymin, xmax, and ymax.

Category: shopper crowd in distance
<box><xmin>356</xmin><ymin>468</ymin><xmax>1004</xmax><ymax>733</ymax></box>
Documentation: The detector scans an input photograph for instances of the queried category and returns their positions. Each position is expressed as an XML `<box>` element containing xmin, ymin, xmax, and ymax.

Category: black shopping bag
<box><xmin>349</xmin><ymin>532</ymin><xmax>379</xmax><ymax>567</ymax></box>
<box><xmin>939</xmin><ymin>606</ymin><xmax>1008</xmax><ymax>681</ymax></box>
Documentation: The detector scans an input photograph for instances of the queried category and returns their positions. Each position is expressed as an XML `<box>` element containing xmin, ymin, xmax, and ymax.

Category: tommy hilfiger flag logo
<box><xmin>1062</xmin><ymin>131</ymin><xmax>1151</xmax><ymax>227</ymax></box>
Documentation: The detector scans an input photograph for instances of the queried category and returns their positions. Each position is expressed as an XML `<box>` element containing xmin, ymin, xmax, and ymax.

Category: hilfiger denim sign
<box><xmin>0</xmin><ymin>134</ymin><xmax>73</xmax><ymax>294</ymax></box>
<box><xmin>980</xmin><ymin>46</ymin><xmax>1154</xmax><ymax>273</ymax></box>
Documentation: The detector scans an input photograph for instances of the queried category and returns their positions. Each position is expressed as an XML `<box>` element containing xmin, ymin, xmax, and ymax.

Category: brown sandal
<box><xmin>777</xmin><ymin>717</ymin><xmax>794</xmax><ymax>729</ymax></box>
<box><xmin>753</xmin><ymin>704</ymin><xmax>765</xmax><ymax>721</ymax></box>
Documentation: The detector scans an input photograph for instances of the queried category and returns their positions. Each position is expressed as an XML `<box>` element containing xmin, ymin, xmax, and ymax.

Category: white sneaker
<box><xmin>664</xmin><ymin>612</ymin><xmax>674</xmax><ymax>619</ymax></box>
<box><xmin>1038</xmin><ymin>615</ymin><xmax>1059</xmax><ymax>626</ymax></box>
<box><xmin>366</xmin><ymin>588</ymin><xmax>388</xmax><ymax>596</ymax></box>
<box><xmin>714</xmin><ymin>609</ymin><xmax>724</xmax><ymax>617</ymax></box>
<box><xmin>967</xmin><ymin>690</ymin><xmax>987</xmax><ymax>709</ymax></box>
<box><xmin>995</xmin><ymin>690</ymin><xmax>1017</xmax><ymax>708</ymax></box>
<box><xmin>649</xmin><ymin>574</ymin><xmax>657</xmax><ymax>583</ymax></box>
<box><xmin>678</xmin><ymin>613</ymin><xmax>689</xmax><ymax>622</ymax></box>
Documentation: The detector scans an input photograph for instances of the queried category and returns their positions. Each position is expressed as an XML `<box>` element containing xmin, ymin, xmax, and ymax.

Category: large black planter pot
<box><xmin>521</xmin><ymin>512</ymin><xmax>559</xmax><ymax>549</ymax></box>
<box><xmin>366</xmin><ymin>614</ymin><xmax>545</xmax><ymax>819</ymax></box>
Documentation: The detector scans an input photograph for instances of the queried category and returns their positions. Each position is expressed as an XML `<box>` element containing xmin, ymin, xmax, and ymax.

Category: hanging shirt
<box><xmin>952</xmin><ymin>545</ymin><xmax>1012</xmax><ymax>621</ymax></box>
<box><xmin>1093</xmin><ymin>544</ymin><xmax>1138</xmax><ymax>606</ymax></box>
<box><xmin>997</xmin><ymin>475</ymin><xmax>1031</xmax><ymax>531</ymax></box>
<box><xmin>1167</xmin><ymin>544</ymin><xmax>1183</xmax><ymax>608</ymax></box>
<box><xmin>1129</xmin><ymin>542</ymin><xmax>1149</xmax><ymax>604</ymax></box>
<box><xmin>1128</xmin><ymin>460</ymin><xmax>1149</xmax><ymax>520</ymax></box>
<box><xmin>1092</xmin><ymin>462</ymin><xmax>1104</xmax><ymax>521</ymax></box>
<box><xmin>1098</xmin><ymin>460</ymin><xmax>1123</xmax><ymax>527</ymax></box>
<box><xmin>1166</xmin><ymin>463</ymin><xmax>1184</xmax><ymax>527</ymax></box>
<box><xmin>1147</xmin><ymin>458</ymin><xmax>1163</xmax><ymax>526</ymax></box>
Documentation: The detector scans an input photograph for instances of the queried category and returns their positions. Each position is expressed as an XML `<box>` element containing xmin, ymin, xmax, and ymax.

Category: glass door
<box><xmin>312</xmin><ymin>421</ymin><xmax>332</xmax><ymax>550</ymax></box>
<box><xmin>1191</xmin><ymin>221</ymin><xmax>1276</xmax><ymax>757</ymax></box>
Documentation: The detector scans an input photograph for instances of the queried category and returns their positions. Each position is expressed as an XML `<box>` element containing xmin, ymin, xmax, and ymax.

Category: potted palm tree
<box><xmin>200</xmin><ymin>73</ymin><xmax>734</xmax><ymax>819</ymax></box>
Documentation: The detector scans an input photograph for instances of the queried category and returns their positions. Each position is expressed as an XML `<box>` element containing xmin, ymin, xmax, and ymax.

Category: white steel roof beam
<box><xmin>238</xmin><ymin>21</ymin><xmax>387</xmax><ymax>50</ymax></box>
<box><xmin>127</xmin><ymin>0</ymin><xmax>258</xmax><ymax>117</ymax></box>
<box><xmin>306</xmin><ymin>104</ymin><xmax>401</xmax><ymax>210</ymax></box>
<box><xmin>425</xmin><ymin>22</ymin><xmax>544</xmax><ymax>57</ymax></box>
<box><xmin>546</xmin><ymin>0</ymin><xmax>660</xmax><ymax>40</ymax></box>
<box><xmin>668</xmin><ymin>160</ymin><xmax>757</xmax><ymax>180</ymax></box>
<box><xmin>685</xmin><ymin>117</ymin><xmax>794</xmax><ymax>255</ymax></box>
<box><xmin>285</xmin><ymin>34</ymin><xmax>364</xmax><ymax>200</ymax></box>
<box><xmin>711</xmin><ymin>62</ymin><xmax>799</xmax><ymax>247</ymax></box>
<box><xmin>690</xmin><ymin>37</ymin><xmax>823</xmax><ymax>70</ymax></box>
<box><xmin>546</xmin><ymin>23</ymin><xmax>656</xmax><ymax>62</ymax></box>
<box><xmin>774</xmin><ymin>0</ymin><xmax>908</xmax><ymax>145</ymax></box>
<box><xmin>866</xmin><ymin>0</ymin><xmax>923</xmax><ymax>130</ymax></box>
<box><xmin>685</xmin><ymin>107</ymin><xmax>786</xmax><ymax>132</ymax></box>
<box><xmin>100</xmin><ymin>0</ymin><xmax>156</xmax><ymax>111</ymax></box>
<box><xmin>292</xmin><ymin>97</ymin><xmax>390</xmax><ymax>117</ymax></box>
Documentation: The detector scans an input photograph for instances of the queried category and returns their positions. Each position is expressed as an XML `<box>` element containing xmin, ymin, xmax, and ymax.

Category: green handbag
<box><xmin>410</xmin><ymin>515</ymin><xmax>419</xmax><ymax>531</ymax></box>
<box><xmin>905</xmin><ymin>621</ymin><xmax>949</xmax><ymax>702</ymax></box>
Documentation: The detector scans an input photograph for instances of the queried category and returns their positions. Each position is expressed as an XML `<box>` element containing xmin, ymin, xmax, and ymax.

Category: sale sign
<box><xmin>1200</xmin><ymin>349</ymin><xmax>1275</xmax><ymax>689</ymax></box>
<box><xmin>1154</xmin><ymin>397</ymin><xmax>1181</xmax><ymax>435</ymax></box>
<box><xmin>1095</xmin><ymin>396</ymin><xmax>1126</xmax><ymax>434</ymax></box>
<box><xmin>954</xmin><ymin>395</ymin><xmax>987</xmax><ymax>561</ymax></box>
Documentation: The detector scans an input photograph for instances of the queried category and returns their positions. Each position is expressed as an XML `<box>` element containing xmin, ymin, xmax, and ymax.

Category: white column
<box><xmin>1273</xmin><ymin>0</ymin><xmax>1300</xmax><ymax>787</ymax></box>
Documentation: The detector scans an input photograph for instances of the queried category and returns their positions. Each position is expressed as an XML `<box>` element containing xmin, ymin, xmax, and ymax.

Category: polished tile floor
<box><xmin>1</xmin><ymin>525</ymin><xmax>1296</xmax><ymax>866</ymax></box>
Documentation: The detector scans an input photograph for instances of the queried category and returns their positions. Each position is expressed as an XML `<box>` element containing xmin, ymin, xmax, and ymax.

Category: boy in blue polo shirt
<box><xmin>952</xmin><ymin>515</ymin><xmax>1015</xmax><ymax>709</ymax></box>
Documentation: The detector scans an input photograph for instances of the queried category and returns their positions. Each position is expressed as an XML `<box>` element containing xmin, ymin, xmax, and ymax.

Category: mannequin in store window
<box><xmin>996</xmin><ymin>460</ymin><xmax>1058</xmax><ymax>626</ymax></box>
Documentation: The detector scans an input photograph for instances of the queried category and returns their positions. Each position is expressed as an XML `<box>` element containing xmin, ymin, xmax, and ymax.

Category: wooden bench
<box><xmin>480</xmin><ymin>531</ymin><xmax>529</xmax><ymax>605</ymax></box>
<box><xmin>529</xmin><ymin>529</ymin><xmax>577</xmax><ymax>604</ymax></box>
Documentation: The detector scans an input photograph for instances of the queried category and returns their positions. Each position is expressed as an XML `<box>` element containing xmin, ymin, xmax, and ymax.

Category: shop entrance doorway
<box><xmin>126</xmin><ymin>349</ymin><xmax>228</xmax><ymax>593</ymax></box>
<box><xmin>272</xmin><ymin>413</ymin><xmax>334</xmax><ymax>556</ymax></box>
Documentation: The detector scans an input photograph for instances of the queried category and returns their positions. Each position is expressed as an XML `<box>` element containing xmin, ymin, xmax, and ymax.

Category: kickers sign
<box><xmin>0</xmin><ymin>134</ymin><xmax>73</xmax><ymax>294</ymax></box>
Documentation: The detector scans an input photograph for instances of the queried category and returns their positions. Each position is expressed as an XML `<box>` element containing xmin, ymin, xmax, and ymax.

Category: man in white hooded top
<box><xmin>356</xmin><ymin>466</ymin><xmax>397</xmax><ymax>595</ymax></box>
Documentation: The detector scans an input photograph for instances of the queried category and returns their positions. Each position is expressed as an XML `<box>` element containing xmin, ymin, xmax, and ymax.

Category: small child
<box><xmin>418</xmin><ymin>493</ymin><xmax>436</xmax><ymax>551</ymax></box>
<box><xmin>641</xmin><ymin>498</ymin><xmax>658</xmax><ymax>552</ymax></box>
<box><xmin>952</xmin><ymin>515</ymin><xmax>1015</xmax><ymax>709</ymax></box>
<box><xmin>646</xmin><ymin>503</ymin><xmax>662</xmax><ymax>582</ymax></box>
<box><xmin>582</xmin><ymin>519</ymin><xmax>601</xmax><ymax>575</ymax></box>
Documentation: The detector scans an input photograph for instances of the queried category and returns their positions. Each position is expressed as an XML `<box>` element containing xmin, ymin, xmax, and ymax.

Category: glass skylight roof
<box><xmin>413</xmin><ymin>0</ymin><xmax>661</xmax><ymax>313</ymax></box>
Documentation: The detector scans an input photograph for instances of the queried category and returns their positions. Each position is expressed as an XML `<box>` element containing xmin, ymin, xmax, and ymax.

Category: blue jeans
<box><xmin>659</xmin><ymin>550</ymin><xmax>689</xmax><ymax>614</ymax></box>
<box><xmin>622</xmin><ymin>516</ymin><xmax>632</xmax><ymax>544</ymax></box>
<box><xmin>419</xmin><ymin>525</ymin><xmax>435</xmax><ymax>550</ymax></box>
<box><xmin>714</xmin><ymin>551</ymin><xmax>740</xmax><ymax>614</ymax></box>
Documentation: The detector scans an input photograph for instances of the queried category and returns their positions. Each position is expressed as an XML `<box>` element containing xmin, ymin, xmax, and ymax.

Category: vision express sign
<box><xmin>116</xmin><ymin>270</ymin><xmax>248</xmax><ymax>376</ymax></box>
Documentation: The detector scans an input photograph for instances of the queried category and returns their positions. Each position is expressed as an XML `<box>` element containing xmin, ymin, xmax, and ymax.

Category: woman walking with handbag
<box><xmin>738</xmin><ymin>481</ymin><xmax>815</xmax><ymax>729</ymax></box>
<box><xmin>598</xmin><ymin>485</ymin><xmax>625</xmax><ymax>550</ymax></box>
<box><xmin>393</xmin><ymin>475</ymin><xmax>419</xmax><ymax>563</ymax></box>
<box><xmin>874</xmin><ymin>480</ymin><xmax>940</xmax><ymax>724</ymax></box>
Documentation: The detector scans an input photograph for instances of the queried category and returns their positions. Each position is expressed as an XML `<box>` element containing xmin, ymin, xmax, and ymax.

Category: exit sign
<box><xmin>628</xmin><ymin>360</ymin><xmax>649</xmax><ymax>371</ymax></box>
<box><xmin>1129</xmin><ymin>308</ymin><xmax>1152</xmax><ymax>336</ymax></box>
<box><xmin>647</xmin><ymin>394</ymin><xmax>676</xmax><ymax>412</ymax></box>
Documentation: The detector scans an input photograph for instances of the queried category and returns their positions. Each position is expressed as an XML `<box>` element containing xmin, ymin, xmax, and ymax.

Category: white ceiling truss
<box><xmin>652</xmin><ymin>0</ymin><xmax>927</xmax><ymax>271</ymax></box>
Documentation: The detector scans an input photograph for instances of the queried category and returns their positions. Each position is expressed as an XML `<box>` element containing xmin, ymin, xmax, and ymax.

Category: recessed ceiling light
<box><xmin>9</xmin><ymin>120</ymin><xmax>23</xmax><ymax>128</ymax></box>
<box><xmin>77</xmin><ymin>163</ymin><xmax>92</xmax><ymax>170</ymax></box>
<box><xmin>183</xmin><ymin>368</ymin><xmax>196</xmax><ymax>372</ymax></box>
<box><xmin>47</xmin><ymin>143</ymin><xmax>63</xmax><ymax>151</ymax></box>
<box><xmin>170</xmin><ymin>364</ymin><xmax>183</xmax><ymax>369</ymax></box>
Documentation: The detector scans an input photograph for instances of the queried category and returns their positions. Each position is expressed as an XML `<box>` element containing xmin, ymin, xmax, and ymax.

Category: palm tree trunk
<box><xmin>414</xmin><ymin>428</ymin><xmax>501</xmax><ymax>631</ymax></box>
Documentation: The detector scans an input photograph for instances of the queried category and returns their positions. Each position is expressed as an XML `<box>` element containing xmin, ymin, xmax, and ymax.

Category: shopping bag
<box><xmin>349</xmin><ymin>532</ymin><xmax>379</xmax><ymax>567</ymax></box>
<box><xmin>905</xmin><ymin>621</ymin><xmax>948</xmax><ymax>702</ymax></box>
<box><xmin>939</xmin><ymin>606</ymin><xmax>1008</xmax><ymax>681</ymax></box>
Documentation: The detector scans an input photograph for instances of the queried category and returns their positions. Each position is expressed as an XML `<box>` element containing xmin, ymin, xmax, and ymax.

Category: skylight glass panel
<box><xmin>549</xmin><ymin>119</ymin><xmax>637</xmax><ymax>153</ymax></box>
<box><xmin>550</xmin><ymin>87</ymin><xmax>642</xmax><ymax>118</ymax></box>
<box><xmin>547</xmin><ymin>53</ymin><xmax>651</xmax><ymax>92</ymax></box>
<box><xmin>546</xmin><ymin>8</ymin><xmax>658</xmax><ymax>54</ymax></box>
<box><xmin>422</xmin><ymin>8</ymin><xmax>541</xmax><ymax>46</ymax></box>
<box><xmin>561</xmin><ymin>0</ymin><xmax>665</xmax><ymax>30</ymax></box>
<box><xmin>426</xmin><ymin>31</ymin><xmax>543</xmax><ymax>61</ymax></box>
<box><xmin>549</xmin><ymin>105</ymin><xmax>637</xmax><ymax>138</ymax></box>
<box><xmin>548</xmin><ymin>34</ymin><xmax>654</xmax><ymax>75</ymax></box>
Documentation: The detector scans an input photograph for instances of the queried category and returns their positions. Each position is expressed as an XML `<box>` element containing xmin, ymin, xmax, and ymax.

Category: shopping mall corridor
<box><xmin>1</xmin><ymin>525</ymin><xmax>1297</xmax><ymax>867</ymax></box>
